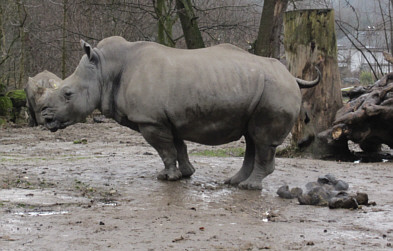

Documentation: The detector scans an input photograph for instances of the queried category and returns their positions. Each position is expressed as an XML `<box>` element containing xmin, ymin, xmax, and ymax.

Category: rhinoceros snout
<box><xmin>41</xmin><ymin>110</ymin><xmax>60</xmax><ymax>132</ymax></box>
<box><xmin>44</xmin><ymin>117</ymin><xmax>54</xmax><ymax>125</ymax></box>
<box><xmin>45</xmin><ymin>118</ymin><xmax>60</xmax><ymax>132</ymax></box>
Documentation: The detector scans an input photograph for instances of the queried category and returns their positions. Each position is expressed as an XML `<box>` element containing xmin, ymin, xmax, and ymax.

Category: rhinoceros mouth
<box><xmin>45</xmin><ymin>118</ymin><xmax>73</xmax><ymax>132</ymax></box>
<box><xmin>45</xmin><ymin>118</ymin><xmax>61</xmax><ymax>132</ymax></box>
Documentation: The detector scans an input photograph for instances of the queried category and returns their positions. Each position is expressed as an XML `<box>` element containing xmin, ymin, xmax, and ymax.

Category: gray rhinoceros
<box><xmin>25</xmin><ymin>70</ymin><xmax>61</xmax><ymax>126</ymax></box>
<box><xmin>41</xmin><ymin>36</ymin><xmax>319</xmax><ymax>190</ymax></box>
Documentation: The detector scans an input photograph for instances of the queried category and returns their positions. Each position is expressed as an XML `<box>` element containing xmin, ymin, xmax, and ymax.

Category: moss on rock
<box><xmin>6</xmin><ymin>89</ymin><xmax>27</xmax><ymax>108</ymax></box>
<box><xmin>0</xmin><ymin>96</ymin><xmax>13</xmax><ymax>117</ymax></box>
<box><xmin>0</xmin><ymin>117</ymin><xmax>6</xmax><ymax>126</ymax></box>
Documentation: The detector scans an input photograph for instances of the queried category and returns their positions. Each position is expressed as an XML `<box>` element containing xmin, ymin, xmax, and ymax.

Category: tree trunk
<box><xmin>284</xmin><ymin>9</ymin><xmax>344</xmax><ymax>158</ymax></box>
<box><xmin>154</xmin><ymin>0</ymin><xmax>177</xmax><ymax>47</ymax></box>
<box><xmin>62</xmin><ymin>0</ymin><xmax>68</xmax><ymax>79</ymax></box>
<box><xmin>175</xmin><ymin>0</ymin><xmax>205</xmax><ymax>49</ymax></box>
<box><xmin>254</xmin><ymin>0</ymin><xmax>288</xmax><ymax>58</ymax></box>
<box><xmin>17</xmin><ymin>1</ymin><xmax>26</xmax><ymax>89</ymax></box>
<box><xmin>390</xmin><ymin>0</ymin><xmax>393</xmax><ymax>55</ymax></box>
<box><xmin>0</xmin><ymin>3</ymin><xmax>3</xmax><ymax>57</ymax></box>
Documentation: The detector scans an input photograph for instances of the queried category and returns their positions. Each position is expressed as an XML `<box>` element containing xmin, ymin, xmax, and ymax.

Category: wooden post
<box><xmin>284</xmin><ymin>9</ymin><xmax>345</xmax><ymax>158</ymax></box>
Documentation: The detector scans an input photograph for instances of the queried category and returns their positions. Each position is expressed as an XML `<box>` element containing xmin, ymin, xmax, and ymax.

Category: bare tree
<box><xmin>153</xmin><ymin>0</ymin><xmax>178</xmax><ymax>47</ymax></box>
<box><xmin>175</xmin><ymin>0</ymin><xmax>205</xmax><ymax>48</ymax></box>
<box><xmin>254</xmin><ymin>0</ymin><xmax>288</xmax><ymax>58</ymax></box>
<box><xmin>62</xmin><ymin>0</ymin><xmax>68</xmax><ymax>79</ymax></box>
<box><xmin>334</xmin><ymin>0</ymin><xmax>393</xmax><ymax>78</ymax></box>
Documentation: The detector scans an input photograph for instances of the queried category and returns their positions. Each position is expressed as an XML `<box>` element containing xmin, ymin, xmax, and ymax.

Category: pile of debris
<box><xmin>277</xmin><ymin>174</ymin><xmax>373</xmax><ymax>209</ymax></box>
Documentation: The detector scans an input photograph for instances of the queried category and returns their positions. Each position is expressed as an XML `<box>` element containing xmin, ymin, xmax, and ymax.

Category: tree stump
<box><xmin>319</xmin><ymin>73</ymin><xmax>393</xmax><ymax>154</ymax></box>
<box><xmin>284</xmin><ymin>9</ymin><xmax>344</xmax><ymax>158</ymax></box>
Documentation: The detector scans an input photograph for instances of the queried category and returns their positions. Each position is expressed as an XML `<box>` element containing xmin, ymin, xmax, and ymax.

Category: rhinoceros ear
<box><xmin>80</xmin><ymin>39</ymin><xmax>98</xmax><ymax>63</ymax></box>
<box><xmin>26</xmin><ymin>77</ymin><xmax>38</xmax><ymax>92</ymax></box>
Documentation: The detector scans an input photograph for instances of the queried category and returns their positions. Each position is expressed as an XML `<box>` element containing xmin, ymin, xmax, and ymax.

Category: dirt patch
<box><xmin>1</xmin><ymin>121</ymin><xmax>393</xmax><ymax>250</ymax></box>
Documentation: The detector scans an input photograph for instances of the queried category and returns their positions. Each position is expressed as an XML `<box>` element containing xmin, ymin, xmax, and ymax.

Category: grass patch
<box><xmin>1</xmin><ymin>176</ymin><xmax>56</xmax><ymax>189</ymax></box>
<box><xmin>73</xmin><ymin>138</ymin><xmax>88</xmax><ymax>144</ymax></box>
<box><xmin>74</xmin><ymin>179</ymin><xmax>96</xmax><ymax>198</ymax></box>
<box><xmin>192</xmin><ymin>147</ymin><xmax>245</xmax><ymax>157</ymax></box>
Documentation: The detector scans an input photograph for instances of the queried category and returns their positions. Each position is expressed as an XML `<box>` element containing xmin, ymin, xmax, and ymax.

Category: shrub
<box><xmin>359</xmin><ymin>71</ymin><xmax>374</xmax><ymax>86</ymax></box>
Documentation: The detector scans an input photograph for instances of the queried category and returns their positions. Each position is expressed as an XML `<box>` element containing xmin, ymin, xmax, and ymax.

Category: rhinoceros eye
<box><xmin>63</xmin><ymin>89</ymin><xmax>73</xmax><ymax>101</ymax></box>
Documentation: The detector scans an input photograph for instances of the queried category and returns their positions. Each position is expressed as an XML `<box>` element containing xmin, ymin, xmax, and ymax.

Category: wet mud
<box><xmin>1</xmin><ymin>121</ymin><xmax>393</xmax><ymax>250</ymax></box>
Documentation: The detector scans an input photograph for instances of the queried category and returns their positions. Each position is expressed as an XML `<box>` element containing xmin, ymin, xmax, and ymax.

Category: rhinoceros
<box><xmin>41</xmin><ymin>36</ymin><xmax>320</xmax><ymax>190</ymax></box>
<box><xmin>25</xmin><ymin>70</ymin><xmax>62</xmax><ymax>126</ymax></box>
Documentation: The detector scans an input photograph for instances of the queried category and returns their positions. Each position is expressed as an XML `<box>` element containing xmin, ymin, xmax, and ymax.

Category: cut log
<box><xmin>319</xmin><ymin>72</ymin><xmax>393</xmax><ymax>153</ymax></box>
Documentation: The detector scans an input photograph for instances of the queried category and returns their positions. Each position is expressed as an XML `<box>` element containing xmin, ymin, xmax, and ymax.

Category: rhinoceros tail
<box><xmin>296</xmin><ymin>67</ymin><xmax>321</xmax><ymax>89</ymax></box>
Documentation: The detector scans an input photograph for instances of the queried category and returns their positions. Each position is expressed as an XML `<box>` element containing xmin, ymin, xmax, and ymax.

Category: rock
<box><xmin>329</xmin><ymin>196</ymin><xmax>358</xmax><ymax>209</ymax></box>
<box><xmin>318</xmin><ymin>174</ymin><xmax>338</xmax><ymax>185</ymax></box>
<box><xmin>0</xmin><ymin>95</ymin><xmax>13</xmax><ymax>117</ymax></box>
<box><xmin>298</xmin><ymin>194</ymin><xmax>312</xmax><ymax>205</ymax></box>
<box><xmin>298</xmin><ymin>193</ymin><xmax>326</xmax><ymax>206</ymax></box>
<box><xmin>6</xmin><ymin>89</ymin><xmax>26</xmax><ymax>108</ymax></box>
<box><xmin>334</xmin><ymin>180</ymin><xmax>349</xmax><ymax>191</ymax></box>
<box><xmin>317</xmin><ymin>176</ymin><xmax>330</xmax><ymax>185</ymax></box>
<box><xmin>305</xmin><ymin>182</ymin><xmax>319</xmax><ymax>191</ymax></box>
<box><xmin>290</xmin><ymin>187</ymin><xmax>303</xmax><ymax>198</ymax></box>
<box><xmin>355</xmin><ymin>192</ymin><xmax>368</xmax><ymax>205</ymax></box>
<box><xmin>0</xmin><ymin>90</ymin><xmax>28</xmax><ymax>124</ymax></box>
<box><xmin>325</xmin><ymin>174</ymin><xmax>338</xmax><ymax>185</ymax></box>
<box><xmin>308</xmin><ymin>187</ymin><xmax>330</xmax><ymax>206</ymax></box>
<box><xmin>277</xmin><ymin>186</ymin><xmax>303</xmax><ymax>199</ymax></box>
<box><xmin>277</xmin><ymin>185</ymin><xmax>294</xmax><ymax>199</ymax></box>
<box><xmin>331</xmin><ymin>191</ymin><xmax>348</xmax><ymax>198</ymax></box>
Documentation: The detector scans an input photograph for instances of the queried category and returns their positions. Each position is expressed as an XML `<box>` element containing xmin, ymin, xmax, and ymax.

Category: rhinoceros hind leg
<box><xmin>139</xmin><ymin>124</ymin><xmax>182</xmax><ymax>181</ymax></box>
<box><xmin>174</xmin><ymin>138</ymin><xmax>195</xmax><ymax>178</ymax></box>
<box><xmin>238</xmin><ymin>145</ymin><xmax>275</xmax><ymax>190</ymax></box>
<box><xmin>224</xmin><ymin>134</ymin><xmax>255</xmax><ymax>185</ymax></box>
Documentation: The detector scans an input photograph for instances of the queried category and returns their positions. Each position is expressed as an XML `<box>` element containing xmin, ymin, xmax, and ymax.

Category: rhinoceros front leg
<box><xmin>174</xmin><ymin>138</ymin><xmax>195</xmax><ymax>178</ymax></box>
<box><xmin>139</xmin><ymin>124</ymin><xmax>182</xmax><ymax>181</ymax></box>
<box><xmin>224</xmin><ymin>134</ymin><xmax>255</xmax><ymax>185</ymax></box>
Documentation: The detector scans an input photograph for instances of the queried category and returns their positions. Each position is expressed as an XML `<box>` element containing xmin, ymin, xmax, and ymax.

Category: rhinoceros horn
<box><xmin>296</xmin><ymin>67</ymin><xmax>321</xmax><ymax>89</ymax></box>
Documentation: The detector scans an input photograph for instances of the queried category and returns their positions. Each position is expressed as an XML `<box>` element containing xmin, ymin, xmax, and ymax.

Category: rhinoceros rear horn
<box><xmin>80</xmin><ymin>39</ymin><xmax>97</xmax><ymax>62</ymax></box>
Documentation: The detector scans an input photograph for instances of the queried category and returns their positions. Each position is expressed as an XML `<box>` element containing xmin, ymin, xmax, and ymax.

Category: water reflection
<box><xmin>14</xmin><ymin>211</ymin><xmax>69</xmax><ymax>216</ymax></box>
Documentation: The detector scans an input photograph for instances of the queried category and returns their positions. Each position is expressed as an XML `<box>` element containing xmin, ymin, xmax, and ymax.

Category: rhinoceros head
<box><xmin>41</xmin><ymin>40</ymin><xmax>102</xmax><ymax>132</ymax></box>
<box><xmin>25</xmin><ymin>72</ymin><xmax>61</xmax><ymax>126</ymax></box>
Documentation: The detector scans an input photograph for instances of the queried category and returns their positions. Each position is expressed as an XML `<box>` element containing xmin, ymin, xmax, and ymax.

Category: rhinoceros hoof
<box><xmin>238</xmin><ymin>180</ymin><xmax>262</xmax><ymax>190</ymax></box>
<box><xmin>224</xmin><ymin>172</ymin><xmax>249</xmax><ymax>186</ymax></box>
<box><xmin>179</xmin><ymin>165</ymin><xmax>195</xmax><ymax>178</ymax></box>
<box><xmin>224</xmin><ymin>177</ymin><xmax>238</xmax><ymax>186</ymax></box>
<box><xmin>157</xmin><ymin>168</ymin><xmax>182</xmax><ymax>181</ymax></box>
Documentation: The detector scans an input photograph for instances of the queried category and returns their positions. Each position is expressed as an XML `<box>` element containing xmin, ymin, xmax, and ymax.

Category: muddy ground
<box><xmin>0</xmin><ymin>120</ymin><xmax>392</xmax><ymax>250</ymax></box>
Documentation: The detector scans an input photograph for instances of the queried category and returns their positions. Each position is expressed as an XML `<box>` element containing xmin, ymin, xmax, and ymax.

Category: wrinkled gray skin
<box><xmin>41</xmin><ymin>36</ymin><xmax>319</xmax><ymax>190</ymax></box>
<box><xmin>25</xmin><ymin>70</ymin><xmax>62</xmax><ymax>126</ymax></box>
